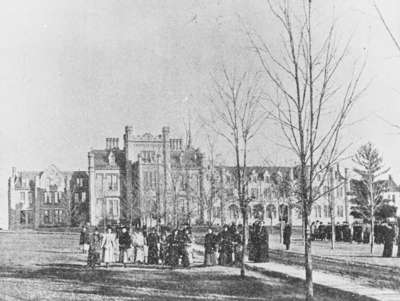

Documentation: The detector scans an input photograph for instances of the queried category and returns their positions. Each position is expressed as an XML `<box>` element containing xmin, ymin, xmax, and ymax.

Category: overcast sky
<box><xmin>0</xmin><ymin>0</ymin><xmax>399</xmax><ymax>228</ymax></box>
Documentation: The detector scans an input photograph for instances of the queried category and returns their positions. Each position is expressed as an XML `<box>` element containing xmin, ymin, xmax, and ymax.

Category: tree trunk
<box><xmin>370</xmin><ymin>211</ymin><xmax>375</xmax><ymax>254</ymax></box>
<box><xmin>330</xmin><ymin>194</ymin><xmax>335</xmax><ymax>250</ymax></box>
<box><xmin>304</xmin><ymin>209</ymin><xmax>314</xmax><ymax>301</ymax></box>
<box><xmin>331</xmin><ymin>213</ymin><xmax>335</xmax><ymax>249</ymax></box>
<box><xmin>240</xmin><ymin>207</ymin><xmax>248</xmax><ymax>278</ymax></box>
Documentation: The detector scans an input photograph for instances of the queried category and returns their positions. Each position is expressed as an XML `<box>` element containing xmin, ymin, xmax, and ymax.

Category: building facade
<box><xmin>88</xmin><ymin>126</ymin><xmax>205</xmax><ymax>227</ymax></box>
<box><xmin>8</xmin><ymin>165</ymin><xmax>89</xmax><ymax>230</ymax></box>
<box><xmin>203</xmin><ymin>164</ymin><xmax>352</xmax><ymax>227</ymax></box>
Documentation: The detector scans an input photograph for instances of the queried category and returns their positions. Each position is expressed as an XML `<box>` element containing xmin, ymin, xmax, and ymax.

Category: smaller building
<box><xmin>8</xmin><ymin>165</ymin><xmax>89</xmax><ymax>230</ymax></box>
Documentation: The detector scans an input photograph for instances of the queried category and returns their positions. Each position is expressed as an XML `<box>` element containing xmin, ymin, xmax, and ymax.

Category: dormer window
<box><xmin>108</xmin><ymin>151</ymin><xmax>116</xmax><ymax>166</ymax></box>
<box><xmin>264</xmin><ymin>171</ymin><xmax>270</xmax><ymax>183</ymax></box>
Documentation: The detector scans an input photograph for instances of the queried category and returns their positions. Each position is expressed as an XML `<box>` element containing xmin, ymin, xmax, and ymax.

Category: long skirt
<box><xmin>204</xmin><ymin>251</ymin><xmax>216</xmax><ymax>266</ymax></box>
<box><xmin>143</xmin><ymin>245</ymin><xmax>149</xmax><ymax>263</ymax></box>
<box><xmin>87</xmin><ymin>248</ymin><xmax>100</xmax><ymax>268</ymax></box>
<box><xmin>103</xmin><ymin>247</ymin><xmax>115</xmax><ymax>263</ymax></box>
<box><xmin>218</xmin><ymin>250</ymin><xmax>232</xmax><ymax>266</ymax></box>
<box><xmin>187</xmin><ymin>244</ymin><xmax>194</xmax><ymax>265</ymax></box>
<box><xmin>248</xmin><ymin>242</ymin><xmax>256</xmax><ymax>261</ymax></box>
<box><xmin>82</xmin><ymin>243</ymin><xmax>89</xmax><ymax>253</ymax></box>
<box><xmin>257</xmin><ymin>243</ymin><xmax>269</xmax><ymax>262</ymax></box>
<box><xmin>134</xmin><ymin>246</ymin><xmax>145</xmax><ymax>263</ymax></box>
<box><xmin>383</xmin><ymin>242</ymin><xmax>393</xmax><ymax>257</ymax></box>
<box><xmin>148</xmin><ymin>245</ymin><xmax>159</xmax><ymax>264</ymax></box>
<box><xmin>234</xmin><ymin>244</ymin><xmax>243</xmax><ymax>265</ymax></box>
<box><xmin>167</xmin><ymin>246</ymin><xmax>179</xmax><ymax>266</ymax></box>
<box><xmin>181</xmin><ymin>247</ymin><xmax>190</xmax><ymax>267</ymax></box>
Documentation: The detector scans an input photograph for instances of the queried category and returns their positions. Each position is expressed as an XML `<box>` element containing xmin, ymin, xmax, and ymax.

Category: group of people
<box><xmin>79</xmin><ymin>219</ymin><xmax>295</xmax><ymax>269</ymax></box>
<box><xmin>79</xmin><ymin>224</ymin><xmax>194</xmax><ymax>269</ymax></box>
<box><xmin>203</xmin><ymin>224</ymin><xmax>243</xmax><ymax>266</ymax></box>
<box><xmin>310</xmin><ymin>219</ymin><xmax>400</xmax><ymax>258</ymax></box>
<box><xmin>310</xmin><ymin>221</ymin><xmax>352</xmax><ymax>242</ymax></box>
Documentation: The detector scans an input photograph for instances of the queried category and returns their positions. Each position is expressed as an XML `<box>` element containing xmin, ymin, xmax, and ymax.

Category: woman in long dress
<box><xmin>132</xmin><ymin>228</ymin><xmax>145</xmax><ymax>263</ymax></box>
<box><xmin>101</xmin><ymin>226</ymin><xmax>116</xmax><ymax>268</ymax></box>
<box><xmin>87</xmin><ymin>228</ymin><xmax>102</xmax><ymax>269</ymax></box>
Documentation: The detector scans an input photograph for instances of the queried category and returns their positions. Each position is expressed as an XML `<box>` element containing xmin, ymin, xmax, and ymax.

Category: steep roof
<box><xmin>91</xmin><ymin>148</ymin><xmax>125</xmax><ymax>170</ymax></box>
<box><xmin>217</xmin><ymin>165</ymin><xmax>293</xmax><ymax>181</ymax></box>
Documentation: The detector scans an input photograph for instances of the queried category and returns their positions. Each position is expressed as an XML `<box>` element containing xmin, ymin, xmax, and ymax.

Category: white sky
<box><xmin>0</xmin><ymin>0</ymin><xmax>399</xmax><ymax>228</ymax></box>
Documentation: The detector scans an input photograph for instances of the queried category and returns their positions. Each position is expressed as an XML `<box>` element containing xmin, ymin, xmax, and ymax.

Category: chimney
<box><xmin>12</xmin><ymin>167</ymin><xmax>16</xmax><ymax>178</ymax></box>
<box><xmin>106</xmin><ymin>138</ymin><xmax>110</xmax><ymax>149</ymax></box>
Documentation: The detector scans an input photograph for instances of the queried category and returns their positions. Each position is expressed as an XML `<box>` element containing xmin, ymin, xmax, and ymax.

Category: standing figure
<box><xmin>118</xmin><ymin>226</ymin><xmax>132</xmax><ymax>267</ymax></box>
<box><xmin>397</xmin><ymin>219</ymin><xmax>400</xmax><ymax>257</ymax></box>
<box><xmin>218</xmin><ymin>225</ymin><xmax>232</xmax><ymax>266</ymax></box>
<box><xmin>132</xmin><ymin>227</ymin><xmax>145</xmax><ymax>263</ymax></box>
<box><xmin>382</xmin><ymin>222</ymin><xmax>395</xmax><ymax>257</ymax></box>
<box><xmin>101</xmin><ymin>226</ymin><xmax>116</xmax><ymax>268</ymax></box>
<box><xmin>232</xmin><ymin>226</ymin><xmax>243</xmax><ymax>265</ymax></box>
<box><xmin>181</xmin><ymin>228</ymin><xmax>192</xmax><ymax>267</ymax></box>
<box><xmin>204</xmin><ymin>228</ymin><xmax>217</xmax><ymax>266</ymax></box>
<box><xmin>166</xmin><ymin>229</ymin><xmax>180</xmax><ymax>267</ymax></box>
<box><xmin>257</xmin><ymin>225</ymin><xmax>269</xmax><ymax>262</ymax></box>
<box><xmin>147</xmin><ymin>228</ymin><xmax>160</xmax><ymax>264</ymax></box>
<box><xmin>283</xmin><ymin>221</ymin><xmax>292</xmax><ymax>250</ymax></box>
<box><xmin>79</xmin><ymin>226</ymin><xmax>90</xmax><ymax>254</ymax></box>
<box><xmin>87</xmin><ymin>228</ymin><xmax>102</xmax><ymax>268</ymax></box>
<box><xmin>159</xmin><ymin>232</ymin><xmax>168</xmax><ymax>265</ymax></box>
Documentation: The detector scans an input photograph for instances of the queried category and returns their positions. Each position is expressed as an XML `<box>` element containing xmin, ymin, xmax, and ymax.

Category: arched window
<box><xmin>228</xmin><ymin>204</ymin><xmax>239</xmax><ymax>220</ymax></box>
<box><xmin>252</xmin><ymin>204</ymin><xmax>264</xmax><ymax>220</ymax></box>
<box><xmin>266</xmin><ymin>204</ymin><xmax>276</xmax><ymax>219</ymax></box>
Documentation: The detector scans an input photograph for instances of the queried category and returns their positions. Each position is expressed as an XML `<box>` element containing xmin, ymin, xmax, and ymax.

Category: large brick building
<box><xmin>8</xmin><ymin>165</ymin><xmax>88</xmax><ymax>230</ymax></box>
<box><xmin>86</xmin><ymin>125</ymin><xmax>354</xmax><ymax>228</ymax></box>
<box><xmin>88</xmin><ymin>126</ymin><xmax>205</xmax><ymax>227</ymax></box>
<box><xmin>202</xmin><ymin>164</ymin><xmax>352</xmax><ymax>227</ymax></box>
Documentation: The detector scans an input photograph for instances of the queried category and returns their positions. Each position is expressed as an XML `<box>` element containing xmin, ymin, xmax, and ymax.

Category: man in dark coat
<box><xmin>118</xmin><ymin>226</ymin><xmax>132</xmax><ymax>267</ymax></box>
<box><xmin>204</xmin><ymin>228</ymin><xmax>217</xmax><ymax>266</ymax></box>
<box><xmin>283</xmin><ymin>221</ymin><xmax>292</xmax><ymax>250</ymax></box>
<box><xmin>79</xmin><ymin>226</ymin><xmax>90</xmax><ymax>254</ymax></box>
<box><xmin>147</xmin><ymin>227</ymin><xmax>160</xmax><ymax>264</ymax></box>
<box><xmin>218</xmin><ymin>225</ymin><xmax>232</xmax><ymax>265</ymax></box>
<box><xmin>382</xmin><ymin>222</ymin><xmax>395</xmax><ymax>257</ymax></box>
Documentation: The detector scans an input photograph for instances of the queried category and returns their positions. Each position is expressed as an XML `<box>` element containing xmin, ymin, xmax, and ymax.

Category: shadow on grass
<box><xmin>0</xmin><ymin>262</ymin><xmax>381</xmax><ymax>301</ymax></box>
<box><xmin>0</xmin><ymin>263</ymin><xmax>312</xmax><ymax>301</ymax></box>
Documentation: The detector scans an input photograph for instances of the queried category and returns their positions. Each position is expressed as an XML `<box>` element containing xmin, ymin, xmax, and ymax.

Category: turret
<box><xmin>88</xmin><ymin>152</ymin><xmax>96</xmax><ymax>225</ymax></box>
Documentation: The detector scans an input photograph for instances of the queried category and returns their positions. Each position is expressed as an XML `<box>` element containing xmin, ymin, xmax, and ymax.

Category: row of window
<box><xmin>248</xmin><ymin>186</ymin><xmax>345</xmax><ymax>200</ymax></box>
<box><xmin>43</xmin><ymin>209</ymin><xmax>64</xmax><ymax>224</ymax></box>
<box><xmin>312</xmin><ymin>205</ymin><xmax>345</xmax><ymax>218</ymax></box>
<box><xmin>76</xmin><ymin>177</ymin><xmax>85</xmax><ymax>187</ymax></box>
<box><xmin>95</xmin><ymin>174</ymin><xmax>119</xmax><ymax>192</ymax></box>
<box><xmin>96</xmin><ymin>198</ymin><xmax>119</xmax><ymax>217</ymax></box>
<box><xmin>20</xmin><ymin>210</ymin><xmax>33</xmax><ymax>224</ymax></box>
<box><xmin>43</xmin><ymin>191</ymin><xmax>64</xmax><ymax>204</ymax></box>
<box><xmin>74</xmin><ymin>192</ymin><xmax>87</xmax><ymax>203</ymax></box>
<box><xmin>20</xmin><ymin>191</ymin><xmax>33</xmax><ymax>204</ymax></box>
<box><xmin>144</xmin><ymin>171</ymin><xmax>158</xmax><ymax>190</ymax></box>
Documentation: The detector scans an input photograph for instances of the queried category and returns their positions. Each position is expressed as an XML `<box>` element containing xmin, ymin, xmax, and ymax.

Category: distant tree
<box><xmin>270</xmin><ymin>171</ymin><xmax>293</xmax><ymax>242</ymax></box>
<box><xmin>204</xmin><ymin>65</ymin><xmax>266</xmax><ymax>278</ymax></box>
<box><xmin>352</xmin><ymin>142</ymin><xmax>389</xmax><ymax>253</ymax></box>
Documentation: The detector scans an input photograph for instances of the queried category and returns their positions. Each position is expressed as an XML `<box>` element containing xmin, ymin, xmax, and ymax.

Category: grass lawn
<box><xmin>0</xmin><ymin>232</ymin><xmax>371</xmax><ymax>300</ymax></box>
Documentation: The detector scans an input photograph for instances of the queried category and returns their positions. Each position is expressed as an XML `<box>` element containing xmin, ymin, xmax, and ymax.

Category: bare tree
<box><xmin>204</xmin><ymin>65</ymin><xmax>265</xmax><ymax>278</ymax></box>
<box><xmin>374</xmin><ymin>1</ymin><xmax>400</xmax><ymax>53</ymax></box>
<box><xmin>352</xmin><ymin>142</ymin><xmax>389</xmax><ymax>253</ymax></box>
<box><xmin>246</xmin><ymin>1</ymin><xmax>365</xmax><ymax>299</ymax></box>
